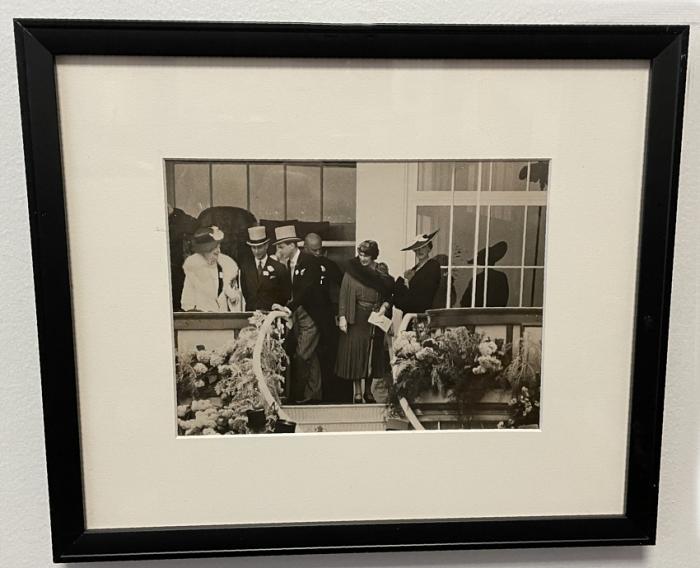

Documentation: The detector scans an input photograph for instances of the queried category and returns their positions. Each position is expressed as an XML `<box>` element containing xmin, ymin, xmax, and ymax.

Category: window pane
<box><xmin>249</xmin><ymin>164</ymin><xmax>284</xmax><ymax>220</ymax></box>
<box><xmin>451</xmin><ymin>206</ymin><xmax>477</xmax><ymax>266</ymax></box>
<box><xmin>524</xmin><ymin>206</ymin><xmax>547</xmax><ymax>265</ymax></box>
<box><xmin>418</xmin><ymin>162</ymin><xmax>453</xmax><ymax>191</ymax></box>
<box><xmin>454</xmin><ymin>162</ymin><xmax>479</xmax><ymax>191</ymax></box>
<box><xmin>527</xmin><ymin>160</ymin><xmax>550</xmax><ymax>191</ymax></box>
<box><xmin>323</xmin><ymin>166</ymin><xmax>356</xmax><ymax>224</ymax></box>
<box><xmin>287</xmin><ymin>165</ymin><xmax>321</xmax><ymax>221</ymax></box>
<box><xmin>174</xmin><ymin>163</ymin><xmax>211</xmax><ymax>218</ymax></box>
<box><xmin>522</xmin><ymin>268</ymin><xmax>545</xmax><ymax>307</ymax></box>
<box><xmin>486</xmin><ymin>206</ymin><xmax>525</xmax><ymax>266</ymax></box>
<box><xmin>490</xmin><ymin>161</ymin><xmax>528</xmax><ymax>191</ymax></box>
<box><xmin>416</xmin><ymin>205</ymin><xmax>450</xmax><ymax>260</ymax></box>
<box><xmin>212</xmin><ymin>163</ymin><xmax>247</xmax><ymax>208</ymax></box>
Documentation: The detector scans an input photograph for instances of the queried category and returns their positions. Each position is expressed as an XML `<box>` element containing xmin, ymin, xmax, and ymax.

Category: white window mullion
<box><xmin>446</xmin><ymin>162</ymin><xmax>456</xmax><ymax>308</ymax></box>
<box><xmin>471</xmin><ymin>162</ymin><xmax>483</xmax><ymax>308</ymax></box>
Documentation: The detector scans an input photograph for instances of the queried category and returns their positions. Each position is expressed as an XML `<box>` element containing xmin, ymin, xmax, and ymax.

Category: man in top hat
<box><xmin>303</xmin><ymin>232</ymin><xmax>348</xmax><ymax>403</ymax></box>
<box><xmin>239</xmin><ymin>226</ymin><xmax>290</xmax><ymax>311</ymax></box>
<box><xmin>393</xmin><ymin>229</ymin><xmax>442</xmax><ymax>315</ymax></box>
<box><xmin>271</xmin><ymin>225</ymin><xmax>328</xmax><ymax>404</ymax></box>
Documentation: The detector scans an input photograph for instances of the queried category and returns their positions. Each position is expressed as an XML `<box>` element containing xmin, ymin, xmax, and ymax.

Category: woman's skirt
<box><xmin>335</xmin><ymin>304</ymin><xmax>387</xmax><ymax>380</ymax></box>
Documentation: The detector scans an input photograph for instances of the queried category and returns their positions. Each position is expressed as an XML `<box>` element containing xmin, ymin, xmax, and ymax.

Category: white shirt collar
<box><xmin>256</xmin><ymin>255</ymin><xmax>268</xmax><ymax>266</ymax></box>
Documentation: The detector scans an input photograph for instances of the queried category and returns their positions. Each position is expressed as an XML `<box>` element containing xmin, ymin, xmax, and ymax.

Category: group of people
<box><xmin>177</xmin><ymin>222</ymin><xmax>443</xmax><ymax>405</ymax></box>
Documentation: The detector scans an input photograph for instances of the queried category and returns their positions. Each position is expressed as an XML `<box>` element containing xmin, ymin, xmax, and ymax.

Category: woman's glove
<box><xmin>338</xmin><ymin>316</ymin><xmax>348</xmax><ymax>333</ymax></box>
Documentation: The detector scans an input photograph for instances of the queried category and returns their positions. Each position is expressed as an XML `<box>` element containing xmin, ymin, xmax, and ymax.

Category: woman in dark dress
<box><xmin>335</xmin><ymin>240</ymin><xmax>395</xmax><ymax>404</ymax></box>
<box><xmin>393</xmin><ymin>230</ymin><xmax>442</xmax><ymax>314</ymax></box>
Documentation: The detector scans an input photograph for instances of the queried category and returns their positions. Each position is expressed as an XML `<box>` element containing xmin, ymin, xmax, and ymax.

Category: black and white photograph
<box><xmin>169</xmin><ymin>159</ymin><xmax>548</xmax><ymax>434</ymax></box>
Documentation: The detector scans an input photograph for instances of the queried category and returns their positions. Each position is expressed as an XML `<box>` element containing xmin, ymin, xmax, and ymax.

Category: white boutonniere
<box><xmin>267</xmin><ymin>265</ymin><xmax>275</xmax><ymax>272</ymax></box>
<box><xmin>262</xmin><ymin>270</ymin><xmax>270</xmax><ymax>277</ymax></box>
<box><xmin>301</xmin><ymin>268</ymin><xmax>306</xmax><ymax>275</ymax></box>
<box><xmin>294</xmin><ymin>268</ymin><xmax>300</xmax><ymax>276</ymax></box>
<box><xmin>320</xmin><ymin>265</ymin><xmax>326</xmax><ymax>272</ymax></box>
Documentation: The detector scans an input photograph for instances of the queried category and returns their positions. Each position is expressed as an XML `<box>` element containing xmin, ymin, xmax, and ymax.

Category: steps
<box><xmin>281</xmin><ymin>404</ymin><xmax>387</xmax><ymax>432</ymax></box>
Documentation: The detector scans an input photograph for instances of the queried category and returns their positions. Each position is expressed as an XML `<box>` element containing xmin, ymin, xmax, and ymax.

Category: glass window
<box><xmin>481</xmin><ymin>161</ymin><xmax>528</xmax><ymax>191</ymax></box>
<box><xmin>323</xmin><ymin>166</ymin><xmax>356</xmax><ymax>224</ymax></box>
<box><xmin>522</xmin><ymin>268</ymin><xmax>545</xmax><ymax>307</ymax></box>
<box><xmin>287</xmin><ymin>165</ymin><xmax>321</xmax><ymax>221</ymax></box>
<box><xmin>249</xmin><ymin>164</ymin><xmax>284</xmax><ymax>220</ymax></box>
<box><xmin>527</xmin><ymin>160</ymin><xmax>550</xmax><ymax>191</ymax></box>
<box><xmin>411</xmin><ymin>159</ymin><xmax>548</xmax><ymax>310</ymax></box>
<box><xmin>451</xmin><ymin>206</ymin><xmax>477</xmax><ymax>266</ymax></box>
<box><xmin>418</xmin><ymin>162</ymin><xmax>453</xmax><ymax>191</ymax></box>
<box><xmin>524</xmin><ymin>206</ymin><xmax>547</xmax><ymax>266</ymax></box>
<box><xmin>454</xmin><ymin>162</ymin><xmax>479</xmax><ymax>191</ymax></box>
<box><xmin>174</xmin><ymin>162</ymin><xmax>211</xmax><ymax>218</ymax></box>
<box><xmin>486</xmin><ymin>206</ymin><xmax>525</xmax><ymax>266</ymax></box>
<box><xmin>212</xmin><ymin>163</ymin><xmax>247</xmax><ymax>208</ymax></box>
<box><xmin>416</xmin><ymin>205</ymin><xmax>450</xmax><ymax>260</ymax></box>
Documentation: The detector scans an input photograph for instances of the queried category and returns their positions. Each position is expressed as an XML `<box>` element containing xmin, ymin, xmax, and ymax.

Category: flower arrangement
<box><xmin>388</xmin><ymin>326</ymin><xmax>508</xmax><ymax>424</ymax></box>
<box><xmin>498</xmin><ymin>386</ymin><xmax>540</xmax><ymax>429</ymax></box>
<box><xmin>498</xmin><ymin>337</ymin><xmax>541</xmax><ymax>428</ymax></box>
<box><xmin>175</xmin><ymin>311</ymin><xmax>289</xmax><ymax>435</ymax></box>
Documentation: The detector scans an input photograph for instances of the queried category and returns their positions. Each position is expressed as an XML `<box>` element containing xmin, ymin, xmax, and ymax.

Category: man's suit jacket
<box><xmin>240</xmin><ymin>256</ymin><xmax>290</xmax><ymax>311</ymax></box>
<box><xmin>286</xmin><ymin>251</ymin><xmax>331</xmax><ymax>329</ymax></box>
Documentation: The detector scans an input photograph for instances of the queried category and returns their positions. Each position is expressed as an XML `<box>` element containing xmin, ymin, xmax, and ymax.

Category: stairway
<box><xmin>281</xmin><ymin>404</ymin><xmax>387</xmax><ymax>433</ymax></box>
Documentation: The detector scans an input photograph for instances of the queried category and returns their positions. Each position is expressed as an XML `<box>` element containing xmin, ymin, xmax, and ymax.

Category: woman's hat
<box><xmin>401</xmin><ymin>229</ymin><xmax>439</xmax><ymax>251</ymax></box>
<box><xmin>272</xmin><ymin>225</ymin><xmax>302</xmax><ymax>245</ymax></box>
<box><xmin>468</xmin><ymin>240</ymin><xmax>508</xmax><ymax>265</ymax></box>
<box><xmin>357</xmin><ymin>239</ymin><xmax>379</xmax><ymax>259</ymax></box>
<box><xmin>246</xmin><ymin>226</ymin><xmax>270</xmax><ymax>246</ymax></box>
<box><xmin>191</xmin><ymin>226</ymin><xmax>224</xmax><ymax>253</ymax></box>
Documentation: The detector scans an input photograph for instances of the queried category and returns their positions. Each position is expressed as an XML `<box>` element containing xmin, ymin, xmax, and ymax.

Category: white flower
<box><xmin>267</xmin><ymin>265</ymin><xmax>275</xmax><ymax>272</ymax></box>
<box><xmin>262</xmin><ymin>270</ymin><xmax>270</xmax><ymax>276</ymax></box>
<box><xmin>209</xmin><ymin>353</ymin><xmax>224</xmax><ymax>367</ymax></box>
<box><xmin>320</xmin><ymin>265</ymin><xmax>326</xmax><ymax>272</ymax></box>
<box><xmin>211</xmin><ymin>226</ymin><xmax>224</xmax><ymax>241</ymax></box>
<box><xmin>195</xmin><ymin>350</ymin><xmax>211</xmax><ymax>364</ymax></box>
<box><xmin>193</xmin><ymin>362</ymin><xmax>208</xmax><ymax>375</ymax></box>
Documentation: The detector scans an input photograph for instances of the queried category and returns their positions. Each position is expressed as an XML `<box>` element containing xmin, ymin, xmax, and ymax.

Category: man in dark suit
<box><xmin>168</xmin><ymin>205</ymin><xmax>198</xmax><ymax>311</ymax></box>
<box><xmin>272</xmin><ymin>225</ymin><xmax>328</xmax><ymax>404</ymax></box>
<box><xmin>240</xmin><ymin>226</ymin><xmax>290</xmax><ymax>311</ymax></box>
<box><xmin>303</xmin><ymin>232</ymin><xmax>348</xmax><ymax>403</ymax></box>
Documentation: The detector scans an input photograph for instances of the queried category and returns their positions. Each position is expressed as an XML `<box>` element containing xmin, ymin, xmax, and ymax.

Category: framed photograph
<box><xmin>15</xmin><ymin>20</ymin><xmax>687</xmax><ymax>562</ymax></box>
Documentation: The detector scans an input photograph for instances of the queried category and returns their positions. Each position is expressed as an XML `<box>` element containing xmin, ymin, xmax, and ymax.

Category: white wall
<box><xmin>1</xmin><ymin>2</ymin><xmax>698</xmax><ymax>568</ymax></box>
<box><xmin>356</xmin><ymin>162</ymin><xmax>410</xmax><ymax>275</ymax></box>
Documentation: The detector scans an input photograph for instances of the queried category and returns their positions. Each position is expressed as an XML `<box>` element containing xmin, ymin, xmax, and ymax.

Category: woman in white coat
<box><xmin>180</xmin><ymin>226</ymin><xmax>244</xmax><ymax>312</ymax></box>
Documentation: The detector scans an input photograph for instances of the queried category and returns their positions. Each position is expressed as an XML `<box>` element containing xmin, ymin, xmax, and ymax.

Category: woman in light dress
<box><xmin>180</xmin><ymin>226</ymin><xmax>244</xmax><ymax>312</ymax></box>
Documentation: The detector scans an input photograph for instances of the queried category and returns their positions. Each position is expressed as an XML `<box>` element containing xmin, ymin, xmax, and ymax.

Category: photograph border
<box><xmin>14</xmin><ymin>20</ymin><xmax>687</xmax><ymax>562</ymax></box>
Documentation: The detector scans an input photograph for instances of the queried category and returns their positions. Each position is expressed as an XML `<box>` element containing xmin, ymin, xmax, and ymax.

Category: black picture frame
<box><xmin>14</xmin><ymin>19</ymin><xmax>688</xmax><ymax>563</ymax></box>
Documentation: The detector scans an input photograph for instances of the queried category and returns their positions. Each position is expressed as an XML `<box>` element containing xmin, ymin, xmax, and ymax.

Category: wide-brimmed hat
<box><xmin>246</xmin><ymin>226</ymin><xmax>270</xmax><ymax>246</ymax></box>
<box><xmin>191</xmin><ymin>226</ymin><xmax>224</xmax><ymax>253</ymax></box>
<box><xmin>401</xmin><ymin>229</ymin><xmax>439</xmax><ymax>252</ymax></box>
<box><xmin>272</xmin><ymin>225</ymin><xmax>302</xmax><ymax>246</ymax></box>
<box><xmin>469</xmin><ymin>240</ymin><xmax>508</xmax><ymax>265</ymax></box>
